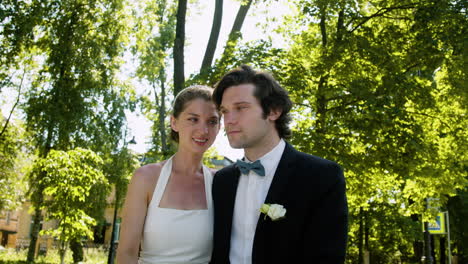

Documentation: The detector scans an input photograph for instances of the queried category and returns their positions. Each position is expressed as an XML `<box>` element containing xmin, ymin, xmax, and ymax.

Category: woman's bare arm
<box><xmin>116</xmin><ymin>164</ymin><xmax>161</xmax><ymax>264</ymax></box>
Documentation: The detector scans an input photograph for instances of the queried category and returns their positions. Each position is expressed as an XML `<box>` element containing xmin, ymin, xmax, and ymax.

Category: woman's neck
<box><xmin>171</xmin><ymin>151</ymin><xmax>204</xmax><ymax>176</ymax></box>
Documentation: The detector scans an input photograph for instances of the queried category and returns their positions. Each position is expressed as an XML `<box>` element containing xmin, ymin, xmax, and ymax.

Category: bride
<box><xmin>117</xmin><ymin>85</ymin><xmax>220</xmax><ymax>264</ymax></box>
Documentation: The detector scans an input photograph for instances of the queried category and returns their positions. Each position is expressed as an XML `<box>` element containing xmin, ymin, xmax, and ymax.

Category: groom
<box><xmin>210</xmin><ymin>65</ymin><xmax>348</xmax><ymax>264</ymax></box>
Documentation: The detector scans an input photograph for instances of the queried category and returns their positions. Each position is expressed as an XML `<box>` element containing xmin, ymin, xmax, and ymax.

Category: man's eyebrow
<box><xmin>220</xmin><ymin>101</ymin><xmax>252</xmax><ymax>109</ymax></box>
<box><xmin>186</xmin><ymin>112</ymin><xmax>200</xmax><ymax>116</ymax></box>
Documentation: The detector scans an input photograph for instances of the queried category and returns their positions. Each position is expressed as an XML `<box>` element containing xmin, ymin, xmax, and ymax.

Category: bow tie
<box><xmin>235</xmin><ymin>159</ymin><xmax>265</xmax><ymax>176</ymax></box>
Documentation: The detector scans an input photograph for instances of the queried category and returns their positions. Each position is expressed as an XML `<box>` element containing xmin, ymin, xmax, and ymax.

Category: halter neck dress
<box><xmin>138</xmin><ymin>157</ymin><xmax>213</xmax><ymax>264</ymax></box>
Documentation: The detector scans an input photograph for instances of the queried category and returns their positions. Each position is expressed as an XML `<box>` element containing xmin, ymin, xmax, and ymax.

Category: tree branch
<box><xmin>326</xmin><ymin>99</ymin><xmax>363</xmax><ymax>112</ymax></box>
<box><xmin>348</xmin><ymin>4</ymin><xmax>417</xmax><ymax>33</ymax></box>
<box><xmin>406</xmin><ymin>110</ymin><xmax>452</xmax><ymax>130</ymax></box>
<box><xmin>294</xmin><ymin>101</ymin><xmax>313</xmax><ymax>109</ymax></box>
<box><xmin>0</xmin><ymin>73</ymin><xmax>15</xmax><ymax>93</ymax></box>
<box><xmin>0</xmin><ymin>69</ymin><xmax>26</xmax><ymax>140</ymax></box>
<box><xmin>200</xmin><ymin>0</ymin><xmax>223</xmax><ymax>72</ymax></box>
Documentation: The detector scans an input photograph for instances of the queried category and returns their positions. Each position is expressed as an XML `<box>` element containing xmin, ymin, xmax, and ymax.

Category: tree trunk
<box><xmin>358</xmin><ymin>208</ymin><xmax>364</xmax><ymax>264</ymax></box>
<box><xmin>364</xmin><ymin>211</ymin><xmax>370</xmax><ymax>264</ymax></box>
<box><xmin>229</xmin><ymin>0</ymin><xmax>253</xmax><ymax>39</ymax></box>
<box><xmin>315</xmin><ymin>75</ymin><xmax>328</xmax><ymax>135</ymax></box>
<box><xmin>413</xmin><ymin>241</ymin><xmax>424</xmax><ymax>263</ymax></box>
<box><xmin>200</xmin><ymin>0</ymin><xmax>223</xmax><ymax>74</ymax></box>
<box><xmin>431</xmin><ymin>235</ymin><xmax>436</xmax><ymax>263</ymax></box>
<box><xmin>315</xmin><ymin>3</ymin><xmax>329</xmax><ymax>138</ymax></box>
<box><xmin>70</xmin><ymin>239</ymin><xmax>84</xmax><ymax>263</ymax></box>
<box><xmin>59</xmin><ymin>240</ymin><xmax>67</xmax><ymax>264</ymax></box>
<box><xmin>217</xmin><ymin>0</ymin><xmax>253</xmax><ymax>64</ymax></box>
<box><xmin>319</xmin><ymin>8</ymin><xmax>327</xmax><ymax>48</ymax></box>
<box><xmin>26</xmin><ymin>206</ymin><xmax>42</xmax><ymax>262</ymax></box>
<box><xmin>173</xmin><ymin>0</ymin><xmax>187</xmax><ymax>96</ymax></box>
<box><xmin>440</xmin><ymin>236</ymin><xmax>446</xmax><ymax>264</ymax></box>
<box><xmin>27</xmin><ymin>120</ymin><xmax>54</xmax><ymax>262</ymax></box>
<box><xmin>158</xmin><ymin>68</ymin><xmax>168</xmax><ymax>157</ymax></box>
<box><xmin>0</xmin><ymin>69</ymin><xmax>25</xmax><ymax>140</ymax></box>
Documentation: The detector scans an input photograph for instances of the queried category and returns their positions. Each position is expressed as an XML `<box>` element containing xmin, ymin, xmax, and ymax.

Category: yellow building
<box><xmin>0</xmin><ymin>196</ymin><xmax>120</xmax><ymax>253</ymax></box>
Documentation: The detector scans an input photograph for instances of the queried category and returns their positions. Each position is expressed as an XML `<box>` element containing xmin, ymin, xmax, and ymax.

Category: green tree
<box><xmin>0</xmin><ymin>114</ymin><xmax>29</xmax><ymax>212</ymax></box>
<box><xmin>447</xmin><ymin>186</ymin><xmax>468</xmax><ymax>263</ymax></box>
<box><xmin>103</xmin><ymin>138</ymin><xmax>140</xmax><ymax>263</ymax></box>
<box><xmin>32</xmin><ymin>148</ymin><xmax>108</xmax><ymax>264</ymax></box>
<box><xmin>0</xmin><ymin>0</ymin><xmax>42</xmax><ymax>95</ymax></box>
<box><xmin>133</xmin><ymin>0</ymin><xmax>177</xmax><ymax>161</ymax></box>
<box><xmin>5</xmin><ymin>0</ymin><xmax>133</xmax><ymax>260</ymax></box>
<box><xmin>271</xmin><ymin>0</ymin><xmax>466</xmax><ymax>261</ymax></box>
<box><xmin>104</xmin><ymin>147</ymin><xmax>140</xmax><ymax>209</ymax></box>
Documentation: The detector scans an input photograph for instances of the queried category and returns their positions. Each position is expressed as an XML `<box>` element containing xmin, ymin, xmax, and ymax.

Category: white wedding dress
<box><xmin>138</xmin><ymin>157</ymin><xmax>213</xmax><ymax>264</ymax></box>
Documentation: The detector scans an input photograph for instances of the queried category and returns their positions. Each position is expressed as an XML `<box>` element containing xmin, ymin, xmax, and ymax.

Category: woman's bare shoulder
<box><xmin>131</xmin><ymin>160</ymin><xmax>167</xmax><ymax>185</ymax></box>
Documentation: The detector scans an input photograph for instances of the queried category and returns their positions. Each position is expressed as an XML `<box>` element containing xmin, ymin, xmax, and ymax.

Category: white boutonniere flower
<box><xmin>260</xmin><ymin>203</ymin><xmax>286</xmax><ymax>221</ymax></box>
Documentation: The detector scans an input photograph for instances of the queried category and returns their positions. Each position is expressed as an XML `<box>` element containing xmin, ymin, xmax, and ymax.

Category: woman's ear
<box><xmin>170</xmin><ymin>115</ymin><xmax>178</xmax><ymax>132</ymax></box>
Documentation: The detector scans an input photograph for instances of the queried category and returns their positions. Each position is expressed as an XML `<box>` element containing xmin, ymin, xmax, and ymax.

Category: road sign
<box><xmin>427</xmin><ymin>212</ymin><xmax>446</xmax><ymax>234</ymax></box>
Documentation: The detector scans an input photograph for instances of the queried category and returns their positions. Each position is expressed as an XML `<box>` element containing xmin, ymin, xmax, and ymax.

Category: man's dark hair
<box><xmin>213</xmin><ymin>65</ymin><xmax>292</xmax><ymax>139</ymax></box>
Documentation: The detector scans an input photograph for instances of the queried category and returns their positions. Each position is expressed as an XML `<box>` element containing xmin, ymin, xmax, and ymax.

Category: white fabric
<box><xmin>229</xmin><ymin>139</ymin><xmax>286</xmax><ymax>264</ymax></box>
<box><xmin>138</xmin><ymin>156</ymin><xmax>213</xmax><ymax>264</ymax></box>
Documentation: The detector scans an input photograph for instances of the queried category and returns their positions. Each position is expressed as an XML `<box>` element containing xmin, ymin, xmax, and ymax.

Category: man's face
<box><xmin>220</xmin><ymin>83</ymin><xmax>277</xmax><ymax>150</ymax></box>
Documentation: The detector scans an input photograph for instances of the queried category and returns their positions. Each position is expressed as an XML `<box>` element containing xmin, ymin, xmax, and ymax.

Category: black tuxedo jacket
<box><xmin>210</xmin><ymin>143</ymin><xmax>348</xmax><ymax>264</ymax></box>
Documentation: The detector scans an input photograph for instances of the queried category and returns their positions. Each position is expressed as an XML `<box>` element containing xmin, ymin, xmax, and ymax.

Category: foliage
<box><xmin>103</xmin><ymin>145</ymin><xmax>140</xmax><ymax>210</ymax></box>
<box><xmin>189</xmin><ymin>39</ymin><xmax>285</xmax><ymax>86</ymax></box>
<box><xmin>203</xmin><ymin>147</ymin><xmax>224</xmax><ymax>168</ymax></box>
<box><xmin>132</xmin><ymin>0</ymin><xmax>177</xmax><ymax>161</ymax></box>
<box><xmin>447</xmin><ymin>186</ymin><xmax>468</xmax><ymax>263</ymax></box>
<box><xmin>0</xmin><ymin>247</ymin><xmax>107</xmax><ymax>264</ymax></box>
<box><xmin>0</xmin><ymin>115</ymin><xmax>29</xmax><ymax>211</ymax></box>
<box><xmin>31</xmin><ymin>148</ymin><xmax>109</xmax><ymax>263</ymax></box>
<box><xmin>0</xmin><ymin>0</ymin><xmax>41</xmax><ymax>95</ymax></box>
<box><xmin>1</xmin><ymin>0</ymin><xmax>134</xmax><ymax>260</ymax></box>
<box><xmin>347</xmin><ymin>204</ymin><xmax>422</xmax><ymax>263</ymax></box>
<box><xmin>272</xmin><ymin>0</ymin><xmax>467</xmax><ymax>261</ymax></box>
<box><xmin>21</xmin><ymin>0</ymin><xmax>132</xmax><ymax>154</ymax></box>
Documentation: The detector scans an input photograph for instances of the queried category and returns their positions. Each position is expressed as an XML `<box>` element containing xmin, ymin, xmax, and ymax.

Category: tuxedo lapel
<box><xmin>264</xmin><ymin>143</ymin><xmax>297</xmax><ymax>204</ymax></box>
<box><xmin>213</xmin><ymin>164</ymin><xmax>241</xmax><ymax>260</ymax></box>
<box><xmin>252</xmin><ymin>143</ymin><xmax>297</xmax><ymax>263</ymax></box>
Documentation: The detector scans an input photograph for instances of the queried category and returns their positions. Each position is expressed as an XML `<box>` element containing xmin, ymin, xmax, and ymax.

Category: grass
<box><xmin>0</xmin><ymin>247</ymin><xmax>107</xmax><ymax>264</ymax></box>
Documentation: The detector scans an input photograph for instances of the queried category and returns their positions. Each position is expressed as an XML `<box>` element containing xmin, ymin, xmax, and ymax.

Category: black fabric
<box><xmin>210</xmin><ymin>142</ymin><xmax>348</xmax><ymax>264</ymax></box>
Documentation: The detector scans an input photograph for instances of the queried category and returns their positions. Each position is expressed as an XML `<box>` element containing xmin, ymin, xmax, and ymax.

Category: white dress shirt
<box><xmin>229</xmin><ymin>139</ymin><xmax>286</xmax><ymax>264</ymax></box>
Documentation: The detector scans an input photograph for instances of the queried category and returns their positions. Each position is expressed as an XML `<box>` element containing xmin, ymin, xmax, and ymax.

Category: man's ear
<box><xmin>170</xmin><ymin>116</ymin><xmax>178</xmax><ymax>132</ymax></box>
<box><xmin>268</xmin><ymin>108</ymin><xmax>282</xmax><ymax>121</ymax></box>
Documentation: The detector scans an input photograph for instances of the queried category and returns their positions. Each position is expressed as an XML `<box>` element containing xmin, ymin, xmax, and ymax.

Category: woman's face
<box><xmin>171</xmin><ymin>98</ymin><xmax>220</xmax><ymax>154</ymax></box>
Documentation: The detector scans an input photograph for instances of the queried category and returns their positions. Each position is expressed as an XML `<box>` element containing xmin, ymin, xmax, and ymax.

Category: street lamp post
<box><xmin>107</xmin><ymin>136</ymin><xmax>136</xmax><ymax>264</ymax></box>
<box><xmin>423</xmin><ymin>198</ymin><xmax>434</xmax><ymax>264</ymax></box>
<box><xmin>107</xmin><ymin>198</ymin><xmax>119</xmax><ymax>264</ymax></box>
